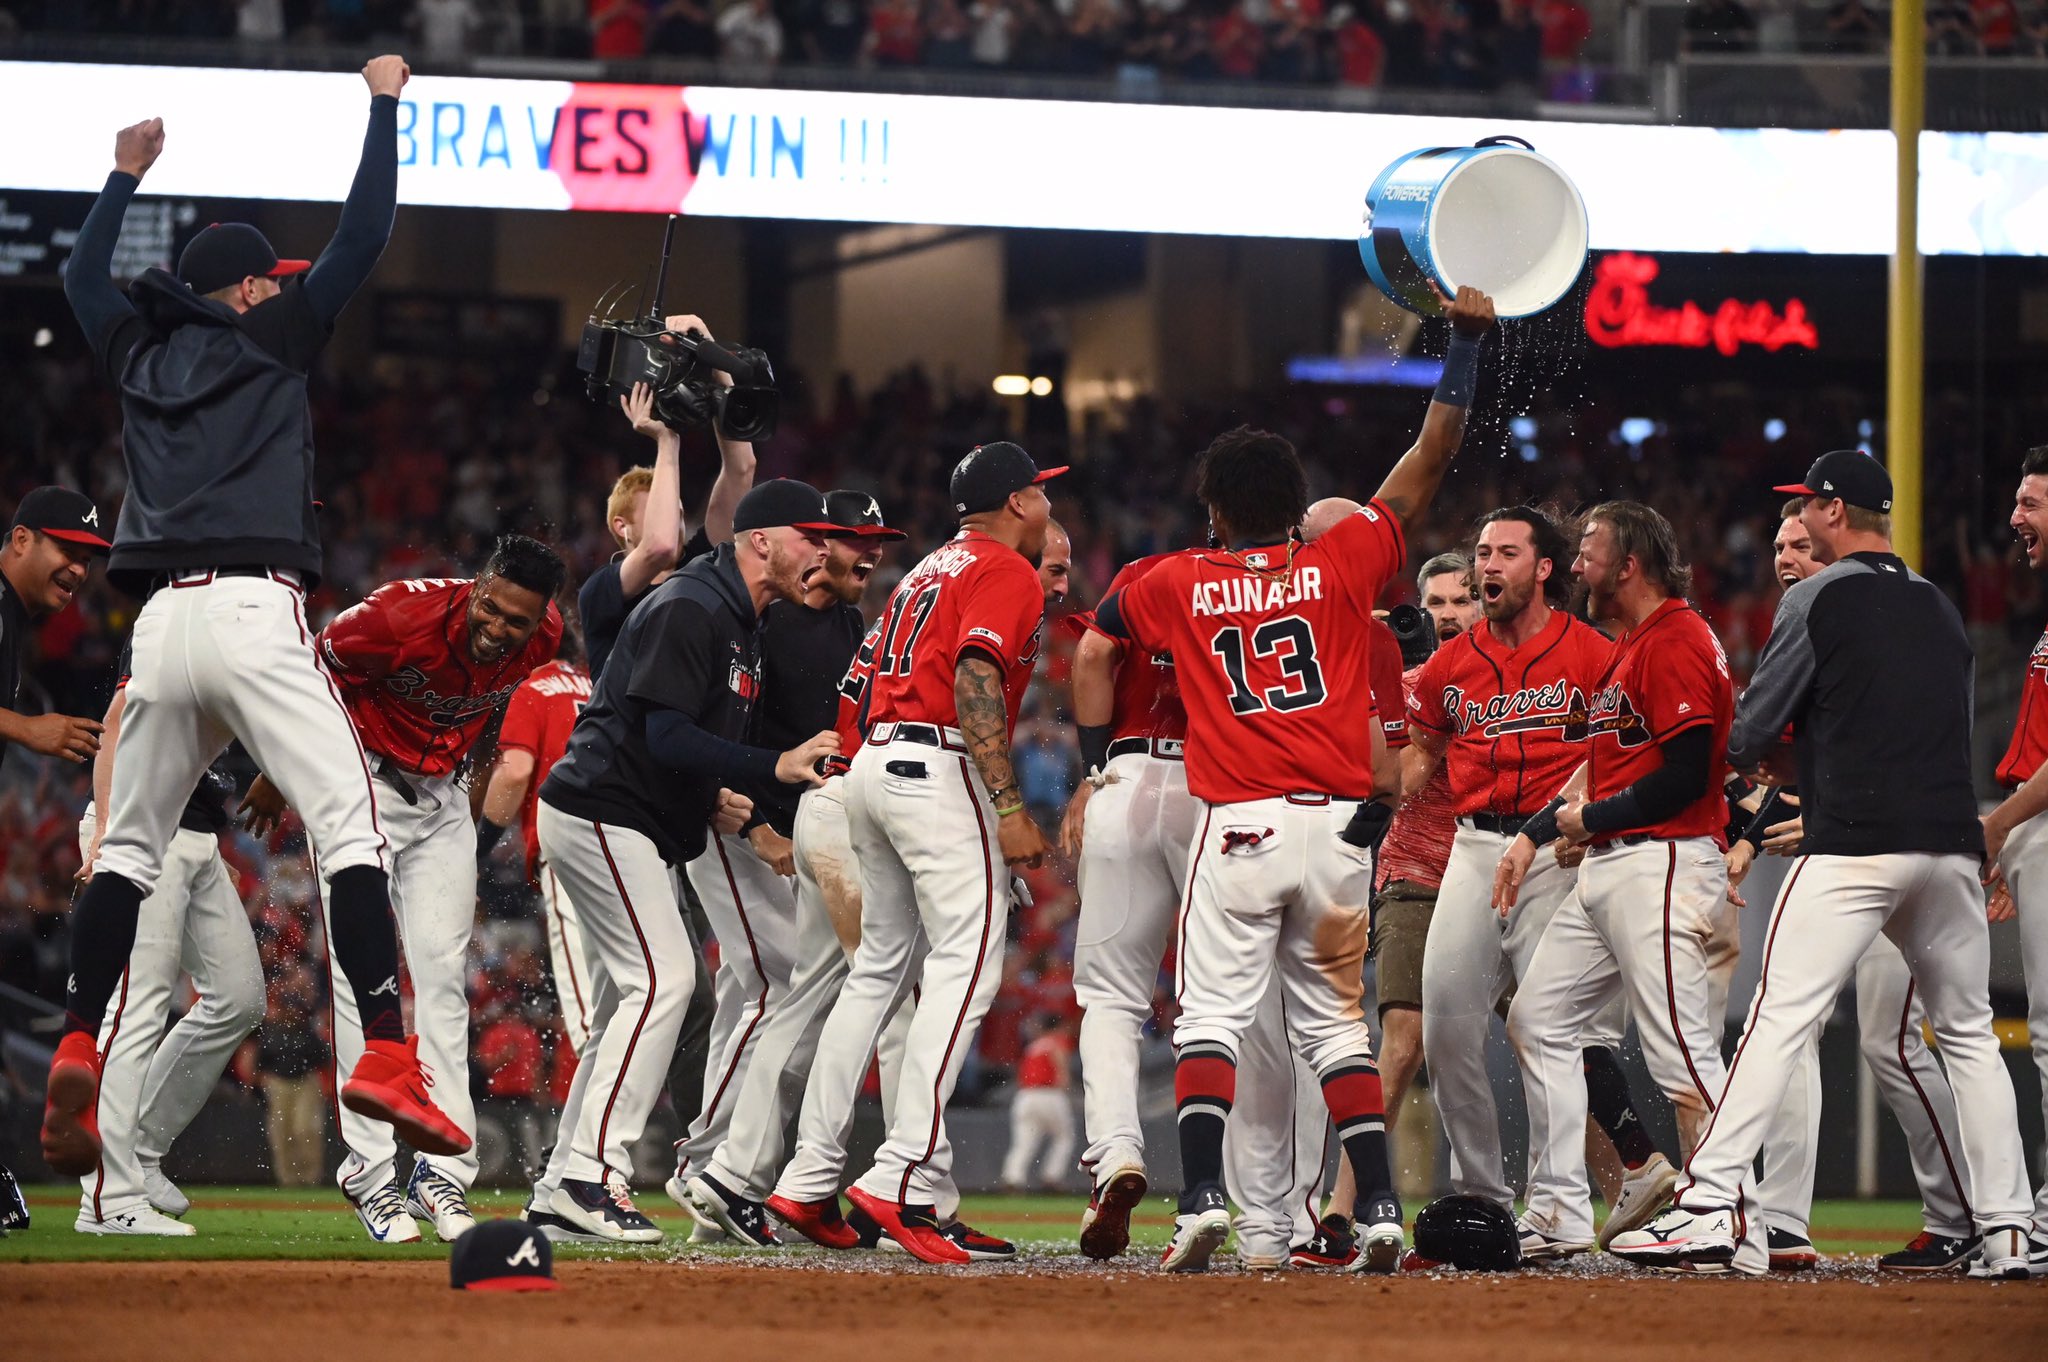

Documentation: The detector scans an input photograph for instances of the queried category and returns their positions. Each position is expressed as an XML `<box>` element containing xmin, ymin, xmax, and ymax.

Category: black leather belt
<box><xmin>1587</xmin><ymin>833</ymin><xmax>1656</xmax><ymax>856</ymax></box>
<box><xmin>870</xmin><ymin>722</ymin><xmax>967</xmax><ymax>752</ymax></box>
<box><xmin>1461</xmin><ymin>812</ymin><xmax>1531</xmax><ymax>836</ymax></box>
<box><xmin>1107</xmin><ymin>737</ymin><xmax>1184</xmax><ymax>762</ymax></box>
<box><xmin>375</xmin><ymin>757</ymin><xmax>420</xmax><ymax>807</ymax></box>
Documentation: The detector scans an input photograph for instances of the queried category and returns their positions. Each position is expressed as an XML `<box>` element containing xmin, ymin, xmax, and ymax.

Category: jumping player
<box><xmin>242</xmin><ymin>536</ymin><xmax>565</xmax><ymax>1242</ymax></box>
<box><xmin>1613</xmin><ymin>451</ymin><xmax>2035</xmax><ymax>1278</ymax></box>
<box><xmin>1091</xmin><ymin>284</ymin><xmax>1498</xmax><ymax>1273</ymax></box>
<box><xmin>773</xmin><ymin>442</ymin><xmax>1059</xmax><ymax>1265</ymax></box>
<box><xmin>1495</xmin><ymin>502</ymin><xmax>1735</xmax><ymax>1261</ymax></box>
<box><xmin>45</xmin><ymin>59</ymin><xmax>466</xmax><ymax>1177</ymax></box>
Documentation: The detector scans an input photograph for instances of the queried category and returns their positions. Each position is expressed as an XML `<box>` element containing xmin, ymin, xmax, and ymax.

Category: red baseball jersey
<box><xmin>862</xmin><ymin>530</ymin><xmax>1045</xmax><ymax>735</ymax></box>
<box><xmin>1369</xmin><ymin>614</ymin><xmax>1407</xmax><ymax>751</ymax></box>
<box><xmin>1577</xmin><ymin>597</ymin><xmax>1733</xmax><ymax>845</ymax></box>
<box><xmin>1084</xmin><ymin>552</ymin><xmax>1190</xmax><ymax>744</ymax></box>
<box><xmin>833</xmin><ymin>616</ymin><xmax>886</xmax><ymax>766</ymax></box>
<box><xmin>1408</xmin><ymin>608</ymin><xmax>1616</xmax><ymax>816</ymax></box>
<box><xmin>320</xmin><ymin>578</ymin><xmax>563</xmax><ymax>777</ymax></box>
<box><xmin>1377</xmin><ymin>664</ymin><xmax>1459</xmax><ymax>891</ymax></box>
<box><xmin>497</xmin><ymin>659</ymin><xmax>592</xmax><ymax>877</ymax></box>
<box><xmin>1996</xmin><ymin>625</ymin><xmax>2048</xmax><ymax>787</ymax></box>
<box><xmin>1103</xmin><ymin>501</ymin><xmax>1405</xmax><ymax>804</ymax></box>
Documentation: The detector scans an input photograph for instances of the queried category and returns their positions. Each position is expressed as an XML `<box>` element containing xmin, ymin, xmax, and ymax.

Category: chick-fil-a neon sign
<box><xmin>1585</xmin><ymin>252</ymin><xmax>1819</xmax><ymax>356</ymax></box>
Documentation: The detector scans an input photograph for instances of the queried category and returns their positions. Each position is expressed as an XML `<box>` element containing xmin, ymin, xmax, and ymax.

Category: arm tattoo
<box><xmin>956</xmin><ymin>656</ymin><xmax>1020</xmax><ymax>804</ymax></box>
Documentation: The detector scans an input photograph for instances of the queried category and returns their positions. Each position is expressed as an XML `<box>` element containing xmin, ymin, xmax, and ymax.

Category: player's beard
<box><xmin>766</xmin><ymin>538</ymin><xmax>811</xmax><ymax>604</ymax></box>
<box><xmin>1481</xmin><ymin>574</ymin><xmax>1533</xmax><ymax>624</ymax></box>
<box><xmin>817</xmin><ymin>552</ymin><xmax>872</xmax><ymax>606</ymax></box>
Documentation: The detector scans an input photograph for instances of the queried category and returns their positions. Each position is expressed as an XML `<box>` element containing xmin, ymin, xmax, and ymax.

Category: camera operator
<box><xmin>44</xmin><ymin>55</ymin><xmax>466</xmax><ymax>1178</ymax></box>
<box><xmin>583</xmin><ymin>320</ymin><xmax>758</xmax><ymax>684</ymax></box>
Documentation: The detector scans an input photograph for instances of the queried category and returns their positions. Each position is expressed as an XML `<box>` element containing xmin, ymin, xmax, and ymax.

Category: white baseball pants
<box><xmin>677</xmin><ymin>830</ymin><xmax>798</xmax><ymax>1176</ymax></box>
<box><xmin>708</xmin><ymin>782</ymin><xmax>912</xmax><ymax>1202</ymax></box>
<box><xmin>1422</xmin><ymin>823</ymin><xmax>1579</xmax><ymax>1212</ymax></box>
<box><xmin>1679</xmin><ymin>852</ymin><xmax>2032</xmax><ymax>1253</ymax></box>
<box><xmin>537</xmin><ymin>858</ymin><xmax>593</xmax><ymax>1055</ymax></box>
<box><xmin>96</xmin><ymin>572</ymin><xmax>386</xmax><ymax>895</ymax></box>
<box><xmin>535</xmin><ymin>805</ymin><xmax>698</xmax><ymax>1189</ymax></box>
<box><xmin>1757</xmin><ymin>932</ymin><xmax>1976</xmax><ymax>1239</ymax></box>
<box><xmin>325</xmin><ymin>768</ymin><xmax>479</xmax><ymax>1197</ymax></box>
<box><xmin>1508</xmin><ymin>839</ymin><xmax>1738</xmax><ymax>1257</ymax></box>
<box><xmin>1225</xmin><ymin>981</ymin><xmax>1329</xmax><ymax>1257</ymax></box>
<box><xmin>1997</xmin><ymin>812</ymin><xmax>2048</xmax><ymax>1231</ymax></box>
<box><xmin>1002</xmin><ymin>1088</ymin><xmax>1077</xmax><ymax>1189</ymax></box>
<box><xmin>77</xmin><ymin>819</ymin><xmax>262</xmax><ymax>1223</ymax></box>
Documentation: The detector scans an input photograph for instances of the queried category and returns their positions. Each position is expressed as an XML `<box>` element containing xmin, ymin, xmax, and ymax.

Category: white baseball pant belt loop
<box><xmin>1682</xmin><ymin>851</ymin><xmax>2032</xmax><ymax>1249</ymax></box>
<box><xmin>534</xmin><ymin>802</ymin><xmax>698</xmax><ymax>1190</ymax></box>
<box><xmin>328</xmin><ymin>765</ymin><xmax>480</xmax><ymax>1197</ymax></box>
<box><xmin>1999</xmin><ymin>810</ymin><xmax>2048</xmax><ymax>1230</ymax></box>
<box><xmin>678</xmin><ymin>828</ymin><xmax>798</xmax><ymax>1176</ymax></box>
<box><xmin>95</xmin><ymin>567</ymin><xmax>387</xmax><ymax>899</ymax></box>
<box><xmin>1421</xmin><ymin>819</ymin><xmax>1579</xmax><ymax>1211</ymax></box>
<box><xmin>78</xmin><ymin>818</ymin><xmax>262</xmax><ymax>1223</ymax></box>
<box><xmin>847</xmin><ymin>731</ymin><xmax>1011</xmax><ymax>1209</ymax></box>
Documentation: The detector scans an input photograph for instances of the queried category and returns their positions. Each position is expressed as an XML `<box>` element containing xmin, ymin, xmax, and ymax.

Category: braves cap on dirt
<box><xmin>449</xmin><ymin>1219</ymin><xmax>559</xmax><ymax>1292</ymax></box>
<box><xmin>11</xmin><ymin>486</ymin><xmax>112</xmax><ymax>555</ymax></box>
<box><xmin>1773</xmin><ymin>449</ymin><xmax>1893</xmax><ymax>514</ymax></box>
<box><xmin>177</xmin><ymin>223</ymin><xmax>311</xmax><ymax>296</ymax></box>
<box><xmin>824</xmin><ymin>490</ymin><xmax>908</xmax><ymax>540</ymax></box>
<box><xmin>950</xmin><ymin>442</ymin><xmax>1067</xmax><ymax>516</ymax></box>
<box><xmin>731</xmin><ymin>479</ymin><xmax>843</xmax><ymax>535</ymax></box>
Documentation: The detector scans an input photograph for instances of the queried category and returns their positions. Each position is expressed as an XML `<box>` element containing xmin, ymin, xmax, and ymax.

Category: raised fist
<box><xmin>362</xmin><ymin>55</ymin><xmax>410</xmax><ymax>99</ymax></box>
<box><xmin>114</xmin><ymin>119</ymin><xmax>165</xmax><ymax>180</ymax></box>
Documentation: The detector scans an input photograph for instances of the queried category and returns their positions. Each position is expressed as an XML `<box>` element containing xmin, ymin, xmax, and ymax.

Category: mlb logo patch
<box><xmin>729</xmin><ymin>661</ymin><xmax>760</xmax><ymax>701</ymax></box>
<box><xmin>968</xmin><ymin>626</ymin><xmax>1006</xmax><ymax>649</ymax></box>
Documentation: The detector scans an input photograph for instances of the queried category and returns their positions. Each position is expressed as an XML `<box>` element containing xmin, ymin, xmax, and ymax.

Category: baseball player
<box><xmin>45</xmin><ymin>61</ymin><xmax>467</xmax><ymax>1180</ymax></box>
<box><xmin>1494</xmin><ymin>502</ymin><xmax>1735</xmax><ymax>1261</ymax></box>
<box><xmin>75</xmin><ymin>648</ymin><xmax>259</xmax><ymax>1237</ymax></box>
<box><xmin>1726</xmin><ymin>499</ymin><xmax>1979</xmax><ymax>1273</ymax></box>
<box><xmin>673</xmin><ymin>493</ymin><xmax>908</xmax><ymax>1246</ymax></box>
<box><xmin>582</xmin><ymin>359</ymin><xmax>756</xmax><ymax>684</ymax></box>
<box><xmin>479</xmin><ymin>633</ymin><xmax>595</xmax><ymax>1055</ymax></box>
<box><xmin>530</xmin><ymin>480</ymin><xmax>838</xmax><ymax>1242</ymax></box>
<box><xmin>1002</xmin><ymin>1014</ymin><xmax>1078</xmax><ymax>1190</ymax></box>
<box><xmin>1959</xmin><ymin>443</ymin><xmax>2048</xmax><ymax>1275</ymax></box>
<box><xmin>241</xmin><ymin>536</ymin><xmax>565</xmax><ymax>1242</ymax></box>
<box><xmin>1091</xmin><ymin>283</ymin><xmax>1498</xmax><ymax>1274</ymax></box>
<box><xmin>1403</xmin><ymin>506</ymin><xmax>1645</xmax><ymax>1260</ymax></box>
<box><xmin>2</xmin><ymin>488</ymin><xmax>112</xmax><ymax>1221</ymax></box>
<box><xmin>1614</xmin><ymin>451</ymin><xmax>2035</xmax><ymax>1278</ymax></box>
<box><xmin>771</xmin><ymin>442</ymin><xmax>1059</xmax><ymax>1265</ymax></box>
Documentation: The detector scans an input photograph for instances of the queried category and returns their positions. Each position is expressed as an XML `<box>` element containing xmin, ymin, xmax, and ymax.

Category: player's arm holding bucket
<box><xmin>1374</xmin><ymin>284</ymin><xmax>1497</xmax><ymax>529</ymax></box>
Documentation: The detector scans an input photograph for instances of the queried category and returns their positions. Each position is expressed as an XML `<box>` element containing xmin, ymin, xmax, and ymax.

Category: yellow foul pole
<box><xmin>1889</xmin><ymin>0</ymin><xmax>1925</xmax><ymax>568</ymax></box>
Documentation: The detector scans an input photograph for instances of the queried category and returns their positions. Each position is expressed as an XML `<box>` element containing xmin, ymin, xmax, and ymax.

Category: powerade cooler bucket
<box><xmin>1360</xmin><ymin>136</ymin><xmax>1589</xmax><ymax>319</ymax></box>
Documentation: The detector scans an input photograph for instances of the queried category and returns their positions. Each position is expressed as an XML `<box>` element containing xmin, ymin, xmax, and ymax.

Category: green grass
<box><xmin>0</xmin><ymin>1186</ymin><xmax>1927</xmax><ymax>1264</ymax></box>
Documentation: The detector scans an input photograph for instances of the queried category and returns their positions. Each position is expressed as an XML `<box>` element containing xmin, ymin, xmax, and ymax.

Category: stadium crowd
<box><xmin>0</xmin><ymin>326</ymin><xmax>2037</xmax><ymax>1182</ymax></box>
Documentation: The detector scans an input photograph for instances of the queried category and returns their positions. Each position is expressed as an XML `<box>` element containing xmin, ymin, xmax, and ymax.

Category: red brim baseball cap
<box><xmin>11</xmin><ymin>486</ymin><xmax>113</xmax><ymax>555</ymax></box>
<box><xmin>270</xmin><ymin>259</ymin><xmax>311</xmax><ymax>278</ymax></box>
<box><xmin>42</xmin><ymin>527</ymin><xmax>114</xmax><ymax>551</ymax></box>
<box><xmin>460</xmin><ymin>1277</ymin><xmax>561</xmax><ymax>1293</ymax></box>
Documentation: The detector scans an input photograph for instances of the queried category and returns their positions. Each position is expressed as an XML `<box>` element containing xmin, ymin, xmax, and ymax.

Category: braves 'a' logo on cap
<box><xmin>83</xmin><ymin>506</ymin><xmax>99</xmax><ymax>526</ymax></box>
<box><xmin>507</xmin><ymin>1237</ymin><xmax>542</xmax><ymax>1268</ymax></box>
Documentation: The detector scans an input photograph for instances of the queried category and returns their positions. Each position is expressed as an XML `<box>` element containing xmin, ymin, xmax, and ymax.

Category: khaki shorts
<box><xmin>1369</xmin><ymin>879</ymin><xmax>1438</xmax><ymax>1014</ymax></box>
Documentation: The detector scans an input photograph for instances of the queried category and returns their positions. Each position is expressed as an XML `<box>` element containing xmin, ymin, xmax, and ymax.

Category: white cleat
<box><xmin>347</xmin><ymin>1182</ymin><xmax>423</xmax><ymax>1244</ymax></box>
<box><xmin>1159</xmin><ymin>1187</ymin><xmax>1232</xmax><ymax>1274</ymax></box>
<box><xmin>1597</xmin><ymin>1151</ymin><xmax>1679</xmax><ymax>1250</ymax></box>
<box><xmin>1971</xmin><ymin>1226</ymin><xmax>2035</xmax><ymax>1281</ymax></box>
<box><xmin>1517</xmin><ymin>1214</ymin><xmax>1594</xmax><ymax>1263</ymax></box>
<box><xmin>405</xmin><ymin>1160</ymin><xmax>478</xmax><ymax>1243</ymax></box>
<box><xmin>1353</xmin><ymin>1196</ymin><xmax>1406</xmax><ymax>1274</ymax></box>
<box><xmin>141</xmin><ymin>1163</ymin><xmax>190</xmax><ymax>1219</ymax></box>
<box><xmin>1608</xmin><ymin>1204</ymin><xmax>1737</xmax><ymax>1268</ymax></box>
<box><xmin>75</xmin><ymin>1205</ymin><xmax>196</xmax><ymax>1237</ymax></box>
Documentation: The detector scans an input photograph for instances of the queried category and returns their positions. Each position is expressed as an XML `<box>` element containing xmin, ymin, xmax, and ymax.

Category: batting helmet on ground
<box><xmin>1404</xmin><ymin>1195</ymin><xmax>1521</xmax><ymax>1271</ymax></box>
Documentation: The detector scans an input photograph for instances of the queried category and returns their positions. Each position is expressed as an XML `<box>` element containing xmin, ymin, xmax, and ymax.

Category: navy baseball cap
<box><xmin>824</xmin><ymin>490</ymin><xmax>907</xmax><ymax>540</ymax></box>
<box><xmin>950</xmin><ymin>442</ymin><xmax>1066</xmax><ymax>516</ymax></box>
<box><xmin>177</xmin><ymin>223</ymin><xmax>310</xmax><ymax>296</ymax></box>
<box><xmin>731</xmin><ymin>479</ymin><xmax>842</xmax><ymax>535</ymax></box>
<box><xmin>11</xmin><ymin>486</ymin><xmax>112</xmax><ymax>555</ymax></box>
<box><xmin>449</xmin><ymin>1219</ymin><xmax>558</xmax><ymax>1292</ymax></box>
<box><xmin>1774</xmin><ymin>449</ymin><xmax>1893</xmax><ymax>514</ymax></box>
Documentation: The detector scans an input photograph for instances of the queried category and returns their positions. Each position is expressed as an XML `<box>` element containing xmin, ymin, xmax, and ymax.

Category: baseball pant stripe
<box><xmin>593</xmin><ymin>823</ymin><xmax>658</xmax><ymax>1183</ymax></box>
<box><xmin>290</xmin><ymin>592</ymin><xmax>387</xmax><ymax>868</ymax></box>
<box><xmin>1893</xmin><ymin>977</ymin><xmax>1973</xmax><ymax>1220</ymax></box>
<box><xmin>1679</xmin><ymin>855</ymin><xmax>1805</xmax><ymax>1206</ymax></box>
<box><xmin>697</xmin><ymin>835</ymin><xmax>772</xmax><ymax>1136</ymax></box>
<box><xmin>547</xmin><ymin>868</ymin><xmax>591</xmax><ymax>1049</ymax></box>
<box><xmin>1660</xmin><ymin>843</ymin><xmax>1717</xmax><ymax>1115</ymax></box>
<box><xmin>895</xmin><ymin>757</ymin><xmax>999</xmax><ymax>1205</ymax></box>
<box><xmin>1173</xmin><ymin>807</ymin><xmax>1217</xmax><ymax>1007</ymax></box>
<box><xmin>90</xmin><ymin>963</ymin><xmax>133</xmax><ymax>1222</ymax></box>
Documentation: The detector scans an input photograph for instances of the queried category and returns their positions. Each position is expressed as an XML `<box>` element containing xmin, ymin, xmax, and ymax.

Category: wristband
<box><xmin>1433</xmin><ymin>331</ymin><xmax>1482</xmax><ymax>409</ymax></box>
<box><xmin>1078</xmin><ymin>724</ymin><xmax>1111</xmax><ymax>780</ymax></box>
<box><xmin>993</xmin><ymin>800</ymin><xmax>1026</xmax><ymax>818</ymax></box>
<box><xmin>1522</xmin><ymin>796</ymin><xmax>1566</xmax><ymax>848</ymax></box>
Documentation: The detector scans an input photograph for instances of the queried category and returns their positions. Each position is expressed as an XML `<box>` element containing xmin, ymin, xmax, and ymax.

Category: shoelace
<box><xmin>364</xmin><ymin>1184</ymin><xmax>409</xmax><ymax>1222</ymax></box>
<box><xmin>604</xmin><ymin>1181</ymin><xmax>641</xmax><ymax>1218</ymax></box>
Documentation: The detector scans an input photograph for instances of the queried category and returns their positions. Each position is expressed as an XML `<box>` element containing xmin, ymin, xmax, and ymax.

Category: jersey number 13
<box><xmin>1210</xmin><ymin>615</ymin><xmax>1326</xmax><ymax>715</ymax></box>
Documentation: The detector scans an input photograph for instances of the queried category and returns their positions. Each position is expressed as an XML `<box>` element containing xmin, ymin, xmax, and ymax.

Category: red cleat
<box><xmin>766</xmin><ymin>1194</ymin><xmax>861</xmax><ymax>1250</ymax></box>
<box><xmin>41</xmin><ymin>1031</ymin><xmax>104</xmax><ymax>1177</ymax></box>
<box><xmin>341</xmin><ymin>1036</ymin><xmax>471</xmax><ymax>1157</ymax></box>
<box><xmin>845</xmin><ymin>1186</ymin><xmax>970</xmax><ymax>1265</ymax></box>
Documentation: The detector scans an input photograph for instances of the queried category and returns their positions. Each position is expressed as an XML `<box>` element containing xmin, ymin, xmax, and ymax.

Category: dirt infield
<box><xmin>7</xmin><ymin>1260</ymin><xmax>2044</xmax><ymax>1362</ymax></box>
